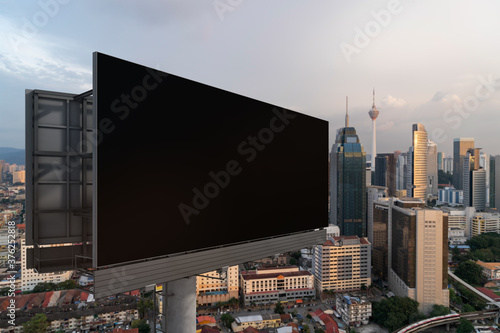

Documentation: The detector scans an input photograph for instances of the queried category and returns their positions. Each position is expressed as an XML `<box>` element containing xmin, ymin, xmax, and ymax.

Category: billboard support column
<box><xmin>165</xmin><ymin>276</ymin><xmax>196</xmax><ymax>333</ymax></box>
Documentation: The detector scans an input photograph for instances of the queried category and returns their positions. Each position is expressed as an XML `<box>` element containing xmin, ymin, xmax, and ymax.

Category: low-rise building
<box><xmin>448</xmin><ymin>228</ymin><xmax>467</xmax><ymax>245</ymax></box>
<box><xmin>477</xmin><ymin>261</ymin><xmax>500</xmax><ymax>280</ymax></box>
<box><xmin>240</xmin><ymin>266</ymin><xmax>315</xmax><ymax>306</ymax></box>
<box><xmin>335</xmin><ymin>293</ymin><xmax>371</xmax><ymax>326</ymax></box>
<box><xmin>20</xmin><ymin>238</ymin><xmax>73</xmax><ymax>291</ymax></box>
<box><xmin>196</xmin><ymin>265</ymin><xmax>239</xmax><ymax>305</ymax></box>
<box><xmin>231</xmin><ymin>314</ymin><xmax>281</xmax><ymax>332</ymax></box>
<box><xmin>438</xmin><ymin>187</ymin><xmax>463</xmax><ymax>206</ymax></box>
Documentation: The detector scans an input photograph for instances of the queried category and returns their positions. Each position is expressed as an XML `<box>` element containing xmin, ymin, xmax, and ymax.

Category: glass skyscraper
<box><xmin>330</xmin><ymin>125</ymin><xmax>367</xmax><ymax>237</ymax></box>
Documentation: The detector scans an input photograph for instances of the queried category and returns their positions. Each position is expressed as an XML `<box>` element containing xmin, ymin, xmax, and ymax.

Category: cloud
<box><xmin>377</xmin><ymin>121</ymin><xmax>395</xmax><ymax>132</ymax></box>
<box><xmin>430</xmin><ymin>91</ymin><xmax>461</xmax><ymax>104</ymax></box>
<box><xmin>0</xmin><ymin>16</ymin><xmax>91</xmax><ymax>91</ymax></box>
<box><xmin>381</xmin><ymin>95</ymin><xmax>406</xmax><ymax>107</ymax></box>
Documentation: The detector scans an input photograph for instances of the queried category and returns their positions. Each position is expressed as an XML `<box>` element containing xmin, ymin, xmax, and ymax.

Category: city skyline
<box><xmin>0</xmin><ymin>1</ymin><xmax>500</xmax><ymax>156</ymax></box>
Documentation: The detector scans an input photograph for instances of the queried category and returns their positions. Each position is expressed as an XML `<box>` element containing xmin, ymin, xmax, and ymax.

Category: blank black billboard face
<box><xmin>94</xmin><ymin>52</ymin><xmax>328</xmax><ymax>267</ymax></box>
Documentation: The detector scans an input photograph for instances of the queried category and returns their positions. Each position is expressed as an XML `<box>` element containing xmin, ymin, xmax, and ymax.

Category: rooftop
<box><xmin>477</xmin><ymin>261</ymin><xmax>500</xmax><ymax>271</ymax></box>
<box><xmin>241</xmin><ymin>271</ymin><xmax>312</xmax><ymax>281</ymax></box>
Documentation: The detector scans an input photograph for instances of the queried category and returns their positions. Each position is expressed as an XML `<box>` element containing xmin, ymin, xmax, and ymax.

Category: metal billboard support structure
<box><xmin>26</xmin><ymin>89</ymin><xmax>93</xmax><ymax>273</ymax></box>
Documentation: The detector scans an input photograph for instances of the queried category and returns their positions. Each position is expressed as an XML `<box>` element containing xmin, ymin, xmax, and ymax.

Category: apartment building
<box><xmin>313</xmin><ymin>235</ymin><xmax>371</xmax><ymax>292</ymax></box>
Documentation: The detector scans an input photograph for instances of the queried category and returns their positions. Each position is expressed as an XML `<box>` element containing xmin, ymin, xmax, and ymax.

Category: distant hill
<box><xmin>0</xmin><ymin>147</ymin><xmax>25</xmax><ymax>165</ymax></box>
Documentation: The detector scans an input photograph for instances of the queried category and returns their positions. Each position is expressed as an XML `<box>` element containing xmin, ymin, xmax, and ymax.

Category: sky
<box><xmin>1</xmin><ymin>0</ymin><xmax>500</xmax><ymax>156</ymax></box>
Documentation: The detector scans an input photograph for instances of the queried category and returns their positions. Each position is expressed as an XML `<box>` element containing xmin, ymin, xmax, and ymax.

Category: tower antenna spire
<box><xmin>373</xmin><ymin>88</ymin><xmax>375</xmax><ymax>108</ymax></box>
<box><xmin>345</xmin><ymin>96</ymin><xmax>349</xmax><ymax>127</ymax></box>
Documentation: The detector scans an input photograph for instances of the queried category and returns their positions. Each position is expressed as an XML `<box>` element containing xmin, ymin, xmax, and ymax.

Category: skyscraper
<box><xmin>330</xmin><ymin>107</ymin><xmax>367</xmax><ymax>237</ymax></box>
<box><xmin>463</xmin><ymin>148</ymin><xmax>486</xmax><ymax>211</ymax></box>
<box><xmin>437</xmin><ymin>152</ymin><xmax>444</xmax><ymax>171</ymax></box>
<box><xmin>479</xmin><ymin>151</ymin><xmax>490</xmax><ymax>207</ymax></box>
<box><xmin>374</xmin><ymin>153</ymin><xmax>396</xmax><ymax>196</ymax></box>
<box><xmin>453</xmin><ymin>138</ymin><xmax>474</xmax><ymax>190</ymax></box>
<box><xmin>490</xmin><ymin>155</ymin><xmax>500</xmax><ymax>209</ymax></box>
<box><xmin>368</xmin><ymin>89</ymin><xmax>380</xmax><ymax>173</ymax></box>
<box><xmin>407</xmin><ymin>124</ymin><xmax>428</xmax><ymax>200</ymax></box>
<box><xmin>375</xmin><ymin>198</ymin><xmax>449</xmax><ymax>314</ymax></box>
<box><xmin>427</xmin><ymin>140</ymin><xmax>438</xmax><ymax>196</ymax></box>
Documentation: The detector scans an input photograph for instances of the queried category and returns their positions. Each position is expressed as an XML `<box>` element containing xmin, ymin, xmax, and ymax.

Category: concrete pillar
<box><xmin>165</xmin><ymin>277</ymin><xmax>196</xmax><ymax>333</ymax></box>
<box><xmin>446</xmin><ymin>323</ymin><xmax>450</xmax><ymax>331</ymax></box>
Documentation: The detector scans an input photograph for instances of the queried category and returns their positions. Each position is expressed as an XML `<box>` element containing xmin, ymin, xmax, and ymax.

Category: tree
<box><xmin>438</xmin><ymin>170</ymin><xmax>453</xmax><ymax>185</ymax></box>
<box><xmin>303</xmin><ymin>325</ymin><xmax>311</xmax><ymax>333</ymax></box>
<box><xmin>462</xmin><ymin>304</ymin><xmax>475</xmax><ymax>313</ymax></box>
<box><xmin>220</xmin><ymin>314</ymin><xmax>234</xmax><ymax>328</ymax></box>
<box><xmin>430</xmin><ymin>304</ymin><xmax>450</xmax><ymax>317</ymax></box>
<box><xmin>131</xmin><ymin>319</ymin><xmax>150</xmax><ymax>333</ymax></box>
<box><xmin>290</xmin><ymin>258</ymin><xmax>298</xmax><ymax>266</ymax></box>
<box><xmin>23</xmin><ymin>313</ymin><xmax>49</xmax><ymax>333</ymax></box>
<box><xmin>0</xmin><ymin>287</ymin><xmax>10</xmax><ymax>296</ymax></box>
<box><xmin>372</xmin><ymin>296</ymin><xmax>420</xmax><ymax>331</ymax></box>
<box><xmin>456</xmin><ymin>318</ymin><xmax>474</xmax><ymax>333</ymax></box>
<box><xmin>274</xmin><ymin>301</ymin><xmax>285</xmax><ymax>314</ymax></box>
<box><xmin>56</xmin><ymin>279</ymin><xmax>76</xmax><ymax>290</ymax></box>
<box><xmin>306</xmin><ymin>314</ymin><xmax>312</xmax><ymax>320</ymax></box>
<box><xmin>137</xmin><ymin>298</ymin><xmax>154</xmax><ymax>319</ymax></box>
<box><xmin>455</xmin><ymin>261</ymin><xmax>483</xmax><ymax>285</ymax></box>
<box><xmin>315</xmin><ymin>329</ymin><xmax>325</xmax><ymax>333</ymax></box>
<box><xmin>32</xmin><ymin>282</ymin><xmax>56</xmax><ymax>293</ymax></box>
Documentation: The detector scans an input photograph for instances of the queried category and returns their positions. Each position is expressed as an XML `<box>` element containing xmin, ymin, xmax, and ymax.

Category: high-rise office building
<box><xmin>427</xmin><ymin>140</ymin><xmax>438</xmax><ymax>196</ymax></box>
<box><xmin>13</xmin><ymin>170</ymin><xmax>26</xmax><ymax>184</ymax></box>
<box><xmin>367</xmin><ymin>185</ymin><xmax>388</xmax><ymax>249</ymax></box>
<box><xmin>453</xmin><ymin>138</ymin><xmax>474</xmax><ymax>190</ymax></box>
<box><xmin>437</xmin><ymin>152</ymin><xmax>445</xmax><ymax>171</ymax></box>
<box><xmin>443</xmin><ymin>156</ymin><xmax>453</xmax><ymax>174</ymax></box>
<box><xmin>368</xmin><ymin>89</ymin><xmax>380</xmax><ymax>173</ymax></box>
<box><xmin>463</xmin><ymin>148</ymin><xmax>486</xmax><ymax>211</ymax></box>
<box><xmin>374</xmin><ymin>154</ymin><xmax>396</xmax><ymax>196</ymax></box>
<box><xmin>490</xmin><ymin>155</ymin><xmax>500</xmax><ymax>209</ymax></box>
<box><xmin>396</xmin><ymin>152</ymin><xmax>408</xmax><ymax>191</ymax></box>
<box><xmin>479</xmin><ymin>151</ymin><xmax>490</xmax><ymax>206</ymax></box>
<box><xmin>330</xmin><ymin>108</ymin><xmax>367</xmax><ymax>237</ymax></box>
<box><xmin>407</xmin><ymin>124</ymin><xmax>428</xmax><ymax>200</ymax></box>
<box><xmin>375</xmin><ymin>198</ymin><xmax>449</xmax><ymax>314</ymax></box>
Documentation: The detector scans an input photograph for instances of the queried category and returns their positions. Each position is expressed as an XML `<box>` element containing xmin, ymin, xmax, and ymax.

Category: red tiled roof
<box><xmin>16</xmin><ymin>294</ymin><xmax>30</xmax><ymax>309</ymax></box>
<box><xmin>476</xmin><ymin>287</ymin><xmax>500</xmax><ymax>301</ymax></box>
<box><xmin>243</xmin><ymin>327</ymin><xmax>260</xmax><ymax>333</ymax></box>
<box><xmin>42</xmin><ymin>291</ymin><xmax>54</xmax><ymax>307</ymax></box>
<box><xmin>80</xmin><ymin>292</ymin><xmax>89</xmax><ymax>301</ymax></box>
<box><xmin>280</xmin><ymin>314</ymin><xmax>292</xmax><ymax>322</ymax></box>
<box><xmin>197</xmin><ymin>315</ymin><xmax>216</xmax><ymax>324</ymax></box>
<box><xmin>242</xmin><ymin>271</ymin><xmax>312</xmax><ymax>280</ymax></box>
<box><xmin>200</xmin><ymin>326</ymin><xmax>220</xmax><ymax>333</ymax></box>
<box><xmin>0</xmin><ymin>298</ymin><xmax>9</xmax><ymax>312</ymax></box>
<box><xmin>359</xmin><ymin>237</ymin><xmax>370</xmax><ymax>245</ymax></box>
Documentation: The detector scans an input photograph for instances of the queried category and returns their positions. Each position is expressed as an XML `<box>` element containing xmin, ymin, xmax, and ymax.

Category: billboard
<box><xmin>93</xmin><ymin>52</ymin><xmax>328</xmax><ymax>267</ymax></box>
